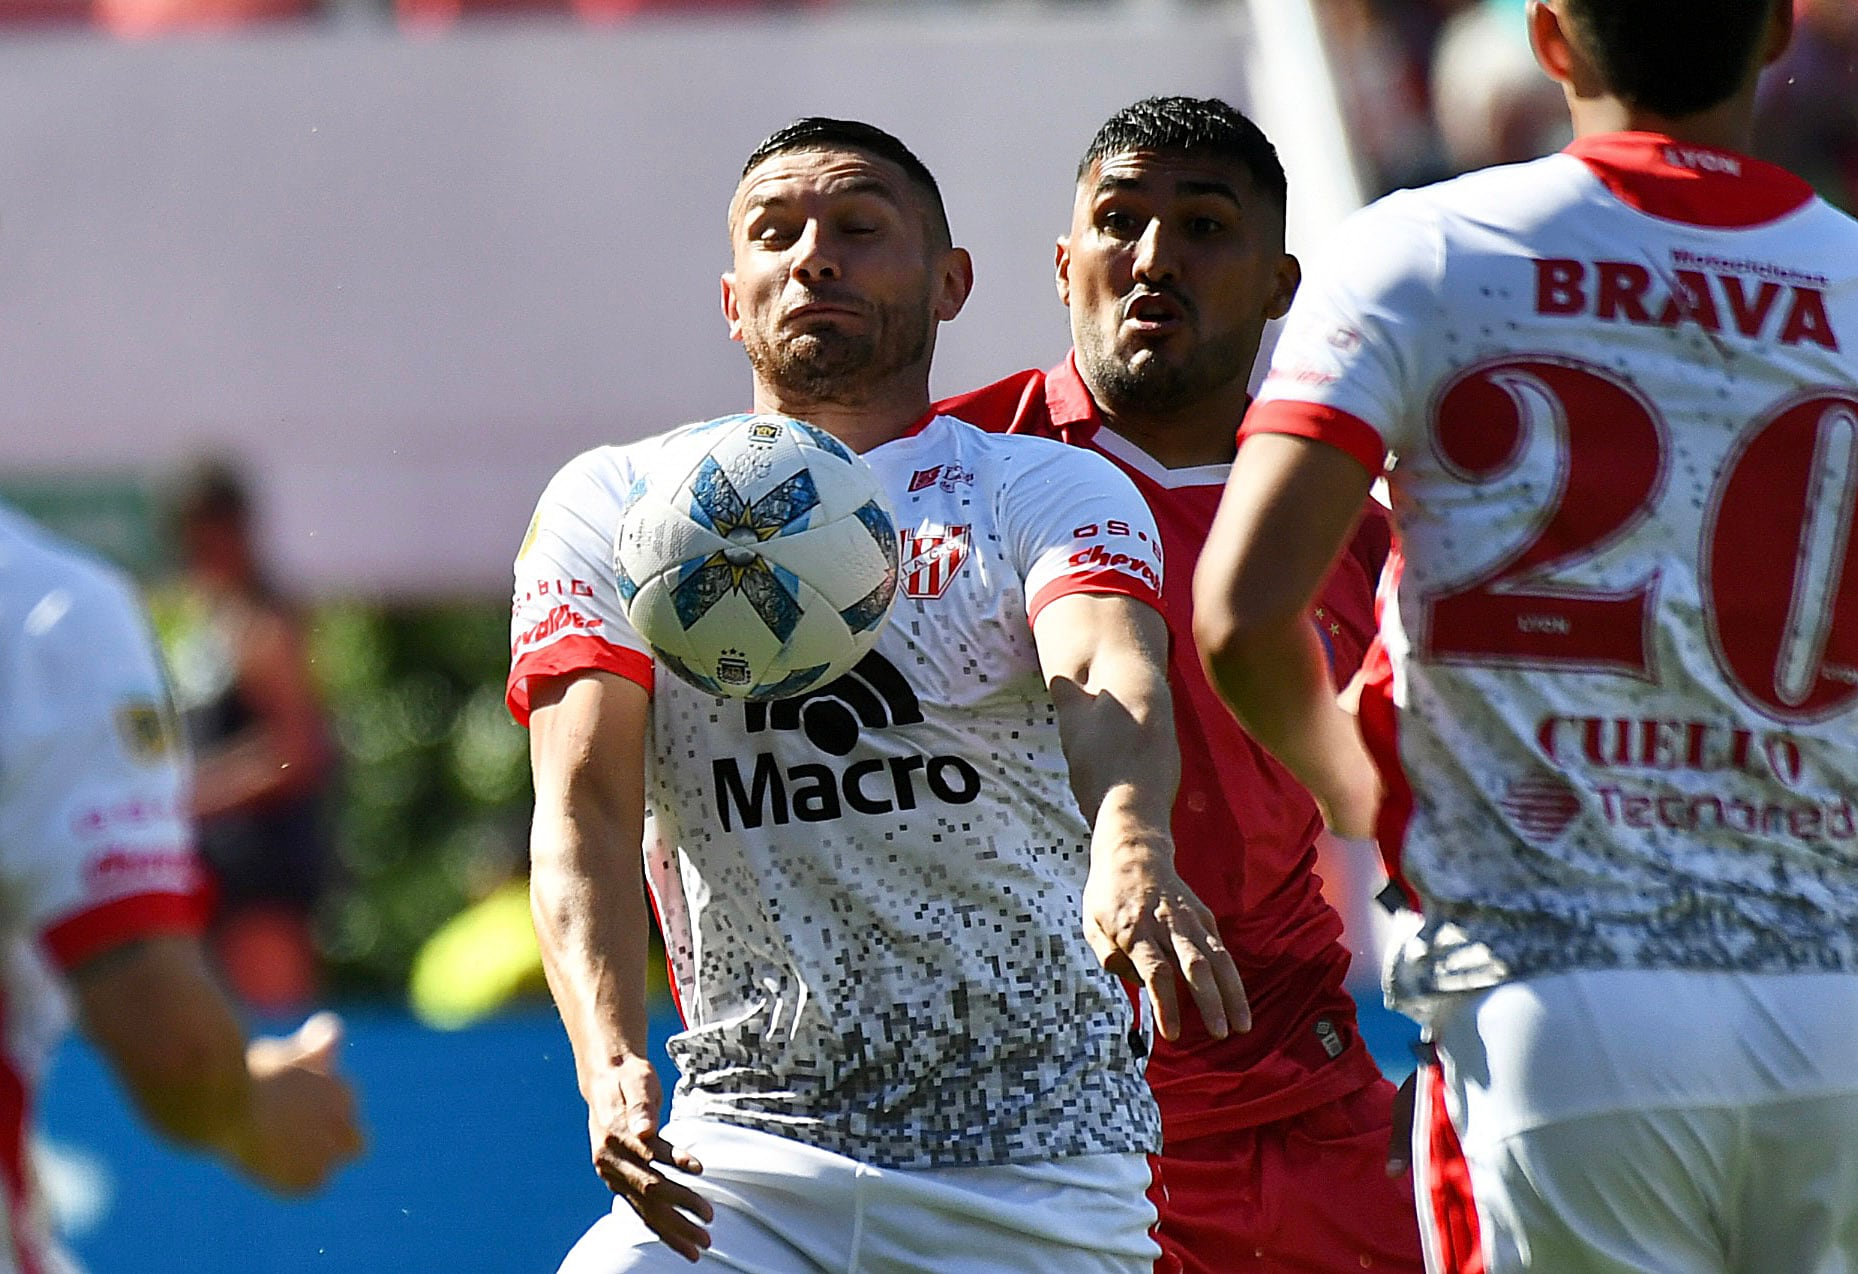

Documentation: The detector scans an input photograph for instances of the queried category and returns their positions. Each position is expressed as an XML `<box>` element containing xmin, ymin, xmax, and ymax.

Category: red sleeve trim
<box><xmin>43</xmin><ymin>891</ymin><xmax>209</xmax><ymax>972</ymax></box>
<box><xmin>1027</xmin><ymin>570</ymin><xmax>1163</xmax><ymax>628</ymax></box>
<box><xmin>507</xmin><ymin>637</ymin><xmax>654</xmax><ymax>726</ymax></box>
<box><xmin>1240</xmin><ymin>401</ymin><xmax>1389</xmax><ymax>478</ymax></box>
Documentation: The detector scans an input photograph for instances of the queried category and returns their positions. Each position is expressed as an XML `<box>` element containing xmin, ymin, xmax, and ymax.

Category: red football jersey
<box><xmin>939</xmin><ymin>355</ymin><xmax>1390</xmax><ymax>1136</ymax></box>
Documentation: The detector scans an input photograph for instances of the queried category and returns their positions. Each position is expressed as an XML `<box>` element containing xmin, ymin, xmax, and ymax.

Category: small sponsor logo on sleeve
<box><xmin>511</xmin><ymin>604</ymin><xmax>604</xmax><ymax>656</ymax></box>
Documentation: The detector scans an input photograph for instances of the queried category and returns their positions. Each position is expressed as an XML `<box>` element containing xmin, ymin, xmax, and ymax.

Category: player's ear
<box><xmin>1526</xmin><ymin>0</ymin><xmax>1576</xmax><ymax>87</ymax></box>
<box><xmin>1055</xmin><ymin>236</ymin><xmax>1072</xmax><ymax>308</ymax></box>
<box><xmin>1266</xmin><ymin>253</ymin><xmax>1301</xmax><ymax>322</ymax></box>
<box><xmin>721</xmin><ymin>272</ymin><xmax>744</xmax><ymax>343</ymax></box>
<box><xmin>934</xmin><ymin>247</ymin><xmax>974</xmax><ymax>323</ymax></box>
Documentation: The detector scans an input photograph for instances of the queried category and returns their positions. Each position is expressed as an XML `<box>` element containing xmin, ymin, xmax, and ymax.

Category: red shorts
<box><xmin>1152</xmin><ymin>1079</ymin><xmax>1425</xmax><ymax>1274</ymax></box>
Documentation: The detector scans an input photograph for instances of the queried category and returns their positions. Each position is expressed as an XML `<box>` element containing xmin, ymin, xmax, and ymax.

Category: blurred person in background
<box><xmin>1429</xmin><ymin>0</ymin><xmax>1570</xmax><ymax>172</ymax></box>
<box><xmin>939</xmin><ymin>96</ymin><xmax>1419</xmax><ymax>1274</ymax></box>
<box><xmin>0</xmin><ymin>498</ymin><xmax>363</xmax><ymax>1271</ymax></box>
<box><xmin>1757</xmin><ymin>0</ymin><xmax>1858</xmax><ymax>213</ymax></box>
<box><xmin>162</xmin><ymin>461</ymin><xmax>335</xmax><ymax>1015</ymax></box>
<box><xmin>1317</xmin><ymin>0</ymin><xmax>1454</xmax><ymax>194</ymax></box>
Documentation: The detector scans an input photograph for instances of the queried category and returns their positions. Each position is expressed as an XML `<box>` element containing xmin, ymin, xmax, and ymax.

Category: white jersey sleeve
<box><xmin>1247</xmin><ymin>190</ymin><xmax>1445</xmax><ymax>472</ymax></box>
<box><xmin>996</xmin><ymin>438</ymin><xmax>1165</xmax><ymax>624</ymax></box>
<box><xmin>0</xmin><ymin>527</ymin><xmax>206</xmax><ymax>972</ymax></box>
<box><xmin>507</xmin><ymin>446</ymin><xmax>654</xmax><ymax>724</ymax></box>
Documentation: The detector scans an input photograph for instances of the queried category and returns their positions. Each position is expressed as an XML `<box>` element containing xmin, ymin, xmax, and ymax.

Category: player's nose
<box><xmin>790</xmin><ymin>222</ymin><xmax>841</xmax><ymax>283</ymax></box>
<box><xmin>1131</xmin><ymin>221</ymin><xmax>1178</xmax><ymax>283</ymax></box>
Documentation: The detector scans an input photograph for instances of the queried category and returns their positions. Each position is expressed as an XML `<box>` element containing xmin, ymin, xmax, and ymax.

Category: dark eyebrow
<box><xmin>743</xmin><ymin>177</ymin><xmax>904</xmax><ymax>215</ymax></box>
<box><xmin>1092</xmin><ymin>174</ymin><xmax>1244</xmax><ymax>206</ymax></box>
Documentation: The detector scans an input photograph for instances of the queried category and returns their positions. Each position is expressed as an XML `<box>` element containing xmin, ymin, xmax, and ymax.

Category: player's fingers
<box><xmin>1084</xmin><ymin>912</ymin><xmax>1139</xmax><ymax>982</ymax></box>
<box><xmin>1213</xmin><ymin>944</ymin><xmax>1251</xmax><ymax>1035</ymax></box>
<box><xmin>621</xmin><ymin>1183</ymin><xmax>713</xmax><ymax>1264</ymax></box>
<box><xmin>293</xmin><ymin>1011</ymin><xmax>345</xmax><ymax>1066</ymax></box>
<box><xmin>1168</xmin><ymin>928</ymin><xmax>1229</xmax><ymax>1040</ymax></box>
<box><xmin>1179</xmin><ymin>898</ymin><xmax>1252</xmax><ymax>1035</ymax></box>
<box><xmin>604</xmin><ymin>1156</ymin><xmax>715</xmax><ymax>1262</ymax></box>
<box><xmin>647</xmin><ymin>1132</ymin><xmax>703</xmax><ymax>1176</ymax></box>
<box><xmin>316</xmin><ymin>1085</ymin><xmax>366</xmax><ymax>1161</ymax></box>
<box><xmin>1128</xmin><ymin>938</ymin><xmax>1180</xmax><ymax>1041</ymax></box>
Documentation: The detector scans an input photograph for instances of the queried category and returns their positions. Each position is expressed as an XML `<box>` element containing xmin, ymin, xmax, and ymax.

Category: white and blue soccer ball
<box><xmin>614</xmin><ymin>413</ymin><xmax>900</xmax><ymax>700</ymax></box>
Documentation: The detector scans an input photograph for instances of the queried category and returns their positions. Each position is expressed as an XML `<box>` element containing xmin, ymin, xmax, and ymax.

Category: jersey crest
<box><xmin>900</xmin><ymin>523</ymin><xmax>971</xmax><ymax>599</ymax></box>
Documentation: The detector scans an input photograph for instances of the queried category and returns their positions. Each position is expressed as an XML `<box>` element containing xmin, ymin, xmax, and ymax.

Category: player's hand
<box><xmin>237</xmin><ymin>1011</ymin><xmax>366</xmax><ymax>1195</ymax></box>
<box><xmin>588</xmin><ymin>1054</ymin><xmax>712</xmax><ymax>1263</ymax></box>
<box><xmin>1083</xmin><ymin>841</ymin><xmax>1250</xmax><ymax>1042</ymax></box>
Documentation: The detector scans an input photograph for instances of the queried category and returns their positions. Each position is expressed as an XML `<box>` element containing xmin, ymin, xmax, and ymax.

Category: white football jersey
<box><xmin>1247</xmin><ymin>134</ymin><xmax>1858</xmax><ymax>1012</ymax></box>
<box><xmin>0</xmin><ymin>503</ymin><xmax>207</xmax><ymax>1273</ymax></box>
<box><xmin>509</xmin><ymin>414</ymin><xmax>1167</xmax><ymax>1169</ymax></box>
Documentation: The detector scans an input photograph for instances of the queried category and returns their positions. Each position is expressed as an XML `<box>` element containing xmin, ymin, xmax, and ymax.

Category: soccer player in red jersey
<box><xmin>1196</xmin><ymin>2</ymin><xmax>1858</xmax><ymax>1269</ymax></box>
<box><xmin>939</xmin><ymin>97</ymin><xmax>1421</xmax><ymax>1274</ymax></box>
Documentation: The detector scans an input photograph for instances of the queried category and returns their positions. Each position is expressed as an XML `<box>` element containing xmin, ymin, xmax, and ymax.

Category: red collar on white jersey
<box><xmin>1566</xmin><ymin>131</ymin><xmax>1816</xmax><ymax>228</ymax></box>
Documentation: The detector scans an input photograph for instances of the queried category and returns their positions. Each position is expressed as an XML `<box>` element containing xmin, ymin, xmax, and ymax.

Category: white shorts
<box><xmin>555</xmin><ymin>1118</ymin><xmax>1161</xmax><ymax>1274</ymax></box>
<box><xmin>1415</xmin><ymin>969</ymin><xmax>1858</xmax><ymax>1274</ymax></box>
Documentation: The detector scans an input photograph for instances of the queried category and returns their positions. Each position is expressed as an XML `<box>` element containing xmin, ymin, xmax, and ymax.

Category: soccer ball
<box><xmin>614</xmin><ymin>413</ymin><xmax>900</xmax><ymax>700</ymax></box>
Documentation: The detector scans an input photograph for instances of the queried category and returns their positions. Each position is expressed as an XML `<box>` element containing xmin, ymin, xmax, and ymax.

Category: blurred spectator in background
<box><xmin>89</xmin><ymin>0</ymin><xmax>310</xmax><ymax>36</ymax></box>
<box><xmin>1316</xmin><ymin>0</ymin><xmax>1447</xmax><ymax>195</ymax></box>
<box><xmin>1429</xmin><ymin>0</ymin><xmax>1569</xmax><ymax>172</ymax></box>
<box><xmin>161</xmin><ymin>460</ymin><xmax>335</xmax><ymax>1016</ymax></box>
<box><xmin>1757</xmin><ymin>0</ymin><xmax>1858</xmax><ymax>213</ymax></box>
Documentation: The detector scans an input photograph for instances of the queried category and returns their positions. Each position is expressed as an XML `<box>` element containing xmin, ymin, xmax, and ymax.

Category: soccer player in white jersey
<box><xmin>0</xmin><ymin>502</ymin><xmax>363</xmax><ymax>1272</ymax></box>
<box><xmin>1193</xmin><ymin>1</ymin><xmax>1858</xmax><ymax>1271</ymax></box>
<box><xmin>510</xmin><ymin>117</ymin><xmax>1248</xmax><ymax>1273</ymax></box>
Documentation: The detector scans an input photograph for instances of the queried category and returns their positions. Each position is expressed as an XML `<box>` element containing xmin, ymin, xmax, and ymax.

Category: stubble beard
<box><xmin>1078</xmin><ymin>327</ymin><xmax>1245</xmax><ymax>419</ymax></box>
<box><xmin>744</xmin><ymin>306</ymin><xmax>934</xmax><ymax>407</ymax></box>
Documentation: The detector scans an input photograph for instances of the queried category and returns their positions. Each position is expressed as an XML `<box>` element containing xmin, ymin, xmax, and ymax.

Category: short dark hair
<box><xmin>738</xmin><ymin>117</ymin><xmax>951</xmax><ymax>244</ymax></box>
<box><xmin>170</xmin><ymin>458</ymin><xmax>251</xmax><ymax>527</ymax></box>
<box><xmin>1076</xmin><ymin>96</ymin><xmax>1287</xmax><ymax>212</ymax></box>
<box><xmin>1562</xmin><ymin>0</ymin><xmax>1776</xmax><ymax>117</ymax></box>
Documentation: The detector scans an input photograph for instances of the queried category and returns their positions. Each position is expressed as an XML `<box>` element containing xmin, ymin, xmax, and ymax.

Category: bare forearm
<box><xmin>1056</xmin><ymin>662</ymin><xmax>1179</xmax><ymax>848</ymax></box>
<box><xmin>191</xmin><ymin>731</ymin><xmax>326</xmax><ymax>818</ymax></box>
<box><xmin>75</xmin><ymin>938</ymin><xmax>257</xmax><ymax>1152</ymax></box>
<box><xmin>531</xmin><ymin>814</ymin><xmax>654</xmax><ymax>1103</ymax></box>
<box><xmin>1200</xmin><ymin>614</ymin><xmax>1373</xmax><ymax>827</ymax></box>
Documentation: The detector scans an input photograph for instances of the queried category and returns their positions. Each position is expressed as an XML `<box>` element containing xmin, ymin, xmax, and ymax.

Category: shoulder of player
<box><xmin>0</xmin><ymin>508</ymin><xmax>147</xmax><ymax>650</ymax></box>
<box><xmin>926</xmin><ymin>414</ymin><xmax>1123</xmax><ymax>479</ymax></box>
<box><xmin>540</xmin><ymin>417</ymin><xmax>753</xmax><ymax>495</ymax></box>
<box><xmin>1337</xmin><ymin>155</ymin><xmax>1579</xmax><ymax>247</ymax></box>
<box><xmin>933</xmin><ymin>368</ymin><xmax>1051</xmax><ymax>435</ymax></box>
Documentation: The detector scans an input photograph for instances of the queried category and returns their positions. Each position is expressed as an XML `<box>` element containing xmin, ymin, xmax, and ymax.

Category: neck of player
<box><xmin>1569</xmin><ymin>82</ymin><xmax>1763</xmax><ymax>156</ymax></box>
<box><xmin>753</xmin><ymin>381</ymin><xmax>933</xmax><ymax>455</ymax></box>
<box><xmin>1092</xmin><ymin>380</ymin><xmax>1250</xmax><ymax>470</ymax></box>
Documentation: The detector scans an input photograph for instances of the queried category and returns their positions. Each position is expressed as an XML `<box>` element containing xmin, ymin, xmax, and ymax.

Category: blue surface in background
<box><xmin>37</xmin><ymin>998</ymin><xmax>1419</xmax><ymax>1273</ymax></box>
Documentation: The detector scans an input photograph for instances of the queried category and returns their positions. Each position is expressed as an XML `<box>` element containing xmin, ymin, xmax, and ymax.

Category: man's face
<box><xmin>723</xmin><ymin>147</ymin><xmax>962</xmax><ymax>404</ymax></box>
<box><xmin>1059</xmin><ymin>149</ymin><xmax>1298</xmax><ymax>418</ymax></box>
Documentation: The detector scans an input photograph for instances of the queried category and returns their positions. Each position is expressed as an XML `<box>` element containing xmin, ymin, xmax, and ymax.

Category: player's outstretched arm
<box><xmin>527</xmin><ymin>671</ymin><xmax>712</xmax><ymax>1264</ymax></box>
<box><xmin>72</xmin><ymin>936</ymin><xmax>364</xmax><ymax>1194</ymax></box>
<box><xmin>1193</xmin><ymin>432</ymin><xmax>1380</xmax><ymax>837</ymax></box>
<box><xmin>1034</xmin><ymin>592</ymin><xmax>1250</xmax><ymax>1042</ymax></box>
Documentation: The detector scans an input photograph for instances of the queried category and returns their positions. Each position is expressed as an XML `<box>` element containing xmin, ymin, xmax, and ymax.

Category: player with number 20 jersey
<box><xmin>1217</xmin><ymin>14</ymin><xmax>1858</xmax><ymax>1262</ymax></box>
<box><xmin>1251</xmin><ymin>133</ymin><xmax>1857</xmax><ymax>1007</ymax></box>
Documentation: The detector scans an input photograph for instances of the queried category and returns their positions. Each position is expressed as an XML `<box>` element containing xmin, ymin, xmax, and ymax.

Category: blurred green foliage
<box><xmin>305</xmin><ymin>600</ymin><xmax>534</xmax><ymax>1000</ymax></box>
